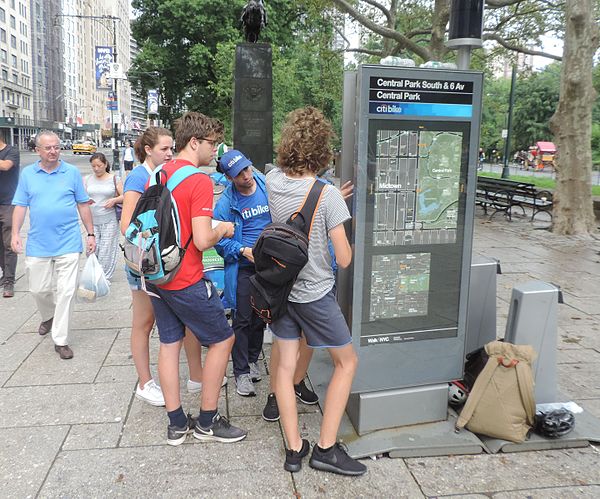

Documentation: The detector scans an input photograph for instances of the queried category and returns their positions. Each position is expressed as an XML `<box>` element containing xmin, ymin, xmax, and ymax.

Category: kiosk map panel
<box><xmin>374</xmin><ymin>129</ymin><xmax>462</xmax><ymax>246</ymax></box>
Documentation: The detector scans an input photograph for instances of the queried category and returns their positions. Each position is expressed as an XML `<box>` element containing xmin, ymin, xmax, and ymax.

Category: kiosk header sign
<box><xmin>342</xmin><ymin>65</ymin><xmax>483</xmax><ymax>391</ymax></box>
<box><xmin>368</xmin><ymin>76</ymin><xmax>474</xmax><ymax>117</ymax></box>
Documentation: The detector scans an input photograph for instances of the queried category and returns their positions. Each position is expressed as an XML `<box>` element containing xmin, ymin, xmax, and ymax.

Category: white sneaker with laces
<box><xmin>135</xmin><ymin>379</ymin><xmax>165</xmax><ymax>407</ymax></box>
<box><xmin>187</xmin><ymin>376</ymin><xmax>228</xmax><ymax>393</ymax></box>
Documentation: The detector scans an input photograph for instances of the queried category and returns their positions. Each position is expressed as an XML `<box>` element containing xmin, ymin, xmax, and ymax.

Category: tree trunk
<box><xmin>549</xmin><ymin>0</ymin><xmax>599</xmax><ymax>235</ymax></box>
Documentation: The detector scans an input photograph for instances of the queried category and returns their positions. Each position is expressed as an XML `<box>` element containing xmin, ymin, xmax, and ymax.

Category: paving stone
<box><xmin>0</xmin><ymin>371</ymin><xmax>12</xmax><ymax>386</ymax></box>
<box><xmin>405</xmin><ymin>448</ymin><xmax>600</xmax><ymax>496</ymax></box>
<box><xmin>0</xmin><ymin>292</ymin><xmax>36</xmax><ymax>341</ymax></box>
<box><xmin>493</xmin><ymin>486</ymin><xmax>600</xmax><ymax>498</ymax></box>
<box><xmin>103</xmin><ymin>336</ymin><xmax>160</xmax><ymax>366</ymax></box>
<box><xmin>557</xmin><ymin>363</ymin><xmax>600</xmax><ymax>399</ymax></box>
<box><xmin>292</xmin><ymin>414</ymin><xmax>424</xmax><ymax>498</ymax></box>
<box><xmin>5</xmin><ymin>329</ymin><xmax>118</xmax><ymax>387</ymax></box>
<box><xmin>40</xmin><ymin>439</ymin><xmax>294</xmax><ymax>498</ymax></box>
<box><xmin>18</xmin><ymin>308</ymin><xmax>132</xmax><ymax>333</ymax></box>
<box><xmin>557</xmin><ymin>348</ymin><xmax>600</xmax><ymax>364</ymax></box>
<box><xmin>95</xmin><ymin>365</ymin><xmax>140</xmax><ymax>384</ymax></box>
<box><xmin>118</xmin><ymin>373</ymin><xmax>226</xmax><ymax>448</ymax></box>
<box><xmin>0</xmin><ymin>382</ymin><xmax>132</xmax><ymax>428</ymax></box>
<box><xmin>0</xmin><ymin>333</ymin><xmax>42</xmax><ymax>371</ymax></box>
<box><xmin>0</xmin><ymin>425</ymin><xmax>69</xmax><ymax>499</ymax></box>
<box><xmin>63</xmin><ymin>422</ymin><xmax>123</xmax><ymax>450</ymax></box>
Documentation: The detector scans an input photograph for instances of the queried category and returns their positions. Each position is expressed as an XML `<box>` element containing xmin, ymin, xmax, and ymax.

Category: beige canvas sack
<box><xmin>456</xmin><ymin>341</ymin><xmax>537</xmax><ymax>443</ymax></box>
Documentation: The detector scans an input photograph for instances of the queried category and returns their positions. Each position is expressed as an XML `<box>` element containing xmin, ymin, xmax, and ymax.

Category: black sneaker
<box><xmin>167</xmin><ymin>413</ymin><xmax>196</xmax><ymax>446</ymax></box>
<box><xmin>262</xmin><ymin>393</ymin><xmax>279</xmax><ymax>422</ymax></box>
<box><xmin>284</xmin><ymin>438</ymin><xmax>310</xmax><ymax>472</ymax></box>
<box><xmin>294</xmin><ymin>379</ymin><xmax>319</xmax><ymax>405</ymax></box>
<box><xmin>309</xmin><ymin>443</ymin><xmax>367</xmax><ymax>476</ymax></box>
<box><xmin>193</xmin><ymin>413</ymin><xmax>247</xmax><ymax>443</ymax></box>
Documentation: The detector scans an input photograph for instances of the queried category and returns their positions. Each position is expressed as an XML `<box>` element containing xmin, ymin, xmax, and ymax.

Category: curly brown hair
<box><xmin>276</xmin><ymin>107</ymin><xmax>334</xmax><ymax>176</ymax></box>
<box><xmin>173</xmin><ymin>112</ymin><xmax>224</xmax><ymax>153</ymax></box>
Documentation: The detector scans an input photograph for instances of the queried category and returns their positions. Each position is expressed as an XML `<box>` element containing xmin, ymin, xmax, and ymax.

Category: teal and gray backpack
<box><xmin>122</xmin><ymin>165</ymin><xmax>201</xmax><ymax>286</ymax></box>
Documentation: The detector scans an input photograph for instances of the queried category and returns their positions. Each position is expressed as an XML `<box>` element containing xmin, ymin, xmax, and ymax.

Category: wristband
<box><xmin>87</xmin><ymin>233</ymin><xmax>95</xmax><ymax>237</ymax></box>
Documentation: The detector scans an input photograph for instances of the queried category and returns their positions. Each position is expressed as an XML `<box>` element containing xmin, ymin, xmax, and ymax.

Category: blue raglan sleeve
<box><xmin>214</xmin><ymin>196</ymin><xmax>243</xmax><ymax>262</ymax></box>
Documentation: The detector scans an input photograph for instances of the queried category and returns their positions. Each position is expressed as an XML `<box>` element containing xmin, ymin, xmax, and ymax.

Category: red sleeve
<box><xmin>189</xmin><ymin>174</ymin><xmax>214</xmax><ymax>218</ymax></box>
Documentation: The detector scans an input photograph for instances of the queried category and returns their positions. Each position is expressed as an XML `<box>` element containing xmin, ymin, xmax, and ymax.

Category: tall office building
<box><xmin>129</xmin><ymin>35</ymin><xmax>146</xmax><ymax>135</ymax></box>
<box><xmin>0</xmin><ymin>1</ymin><xmax>34</xmax><ymax>147</ymax></box>
<box><xmin>31</xmin><ymin>0</ymin><xmax>64</xmax><ymax>127</ymax></box>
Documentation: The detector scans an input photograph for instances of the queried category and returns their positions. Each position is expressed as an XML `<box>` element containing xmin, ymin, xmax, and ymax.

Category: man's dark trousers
<box><xmin>232</xmin><ymin>266</ymin><xmax>265</xmax><ymax>377</ymax></box>
<box><xmin>0</xmin><ymin>205</ymin><xmax>16</xmax><ymax>286</ymax></box>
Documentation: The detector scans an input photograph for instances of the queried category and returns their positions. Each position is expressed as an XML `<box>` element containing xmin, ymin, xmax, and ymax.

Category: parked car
<box><xmin>73</xmin><ymin>140</ymin><xmax>97</xmax><ymax>155</ymax></box>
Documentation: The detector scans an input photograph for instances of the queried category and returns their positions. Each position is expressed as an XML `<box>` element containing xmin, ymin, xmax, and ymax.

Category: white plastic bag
<box><xmin>77</xmin><ymin>254</ymin><xmax>110</xmax><ymax>302</ymax></box>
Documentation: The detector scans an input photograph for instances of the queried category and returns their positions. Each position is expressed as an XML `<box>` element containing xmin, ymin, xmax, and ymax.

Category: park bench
<box><xmin>476</xmin><ymin>176</ymin><xmax>553</xmax><ymax>221</ymax></box>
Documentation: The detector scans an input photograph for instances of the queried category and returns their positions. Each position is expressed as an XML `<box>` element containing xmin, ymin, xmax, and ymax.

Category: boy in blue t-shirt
<box><xmin>214</xmin><ymin>150</ymin><xmax>271</xmax><ymax>397</ymax></box>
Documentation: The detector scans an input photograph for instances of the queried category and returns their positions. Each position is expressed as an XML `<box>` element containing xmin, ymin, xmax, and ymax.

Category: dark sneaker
<box><xmin>295</xmin><ymin>379</ymin><xmax>319</xmax><ymax>405</ymax></box>
<box><xmin>262</xmin><ymin>393</ymin><xmax>279</xmax><ymax>422</ymax></box>
<box><xmin>284</xmin><ymin>438</ymin><xmax>310</xmax><ymax>472</ymax></box>
<box><xmin>193</xmin><ymin>413</ymin><xmax>247</xmax><ymax>443</ymax></box>
<box><xmin>309</xmin><ymin>443</ymin><xmax>367</xmax><ymax>476</ymax></box>
<box><xmin>3</xmin><ymin>284</ymin><xmax>14</xmax><ymax>298</ymax></box>
<box><xmin>54</xmin><ymin>345</ymin><xmax>73</xmax><ymax>360</ymax></box>
<box><xmin>167</xmin><ymin>413</ymin><xmax>196</xmax><ymax>446</ymax></box>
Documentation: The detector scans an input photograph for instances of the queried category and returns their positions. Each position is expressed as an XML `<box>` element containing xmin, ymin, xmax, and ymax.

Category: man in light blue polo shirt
<box><xmin>11</xmin><ymin>131</ymin><xmax>96</xmax><ymax>360</ymax></box>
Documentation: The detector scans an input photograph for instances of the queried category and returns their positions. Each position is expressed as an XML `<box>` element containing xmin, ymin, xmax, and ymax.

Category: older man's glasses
<box><xmin>40</xmin><ymin>145</ymin><xmax>61</xmax><ymax>151</ymax></box>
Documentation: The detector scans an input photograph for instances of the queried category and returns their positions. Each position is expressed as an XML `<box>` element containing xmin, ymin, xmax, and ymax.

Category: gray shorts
<box><xmin>270</xmin><ymin>287</ymin><xmax>352</xmax><ymax>348</ymax></box>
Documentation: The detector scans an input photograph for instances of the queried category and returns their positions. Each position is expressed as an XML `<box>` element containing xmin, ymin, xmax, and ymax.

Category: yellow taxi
<box><xmin>73</xmin><ymin>140</ymin><xmax>97</xmax><ymax>155</ymax></box>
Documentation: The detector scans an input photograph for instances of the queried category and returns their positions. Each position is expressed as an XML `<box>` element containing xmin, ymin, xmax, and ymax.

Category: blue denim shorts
<box><xmin>125</xmin><ymin>267</ymin><xmax>142</xmax><ymax>291</ymax></box>
<box><xmin>270</xmin><ymin>287</ymin><xmax>352</xmax><ymax>348</ymax></box>
<box><xmin>147</xmin><ymin>279</ymin><xmax>233</xmax><ymax>345</ymax></box>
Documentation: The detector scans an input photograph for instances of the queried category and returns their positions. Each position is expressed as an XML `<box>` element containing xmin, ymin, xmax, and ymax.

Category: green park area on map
<box><xmin>416</xmin><ymin>131</ymin><xmax>462</xmax><ymax>229</ymax></box>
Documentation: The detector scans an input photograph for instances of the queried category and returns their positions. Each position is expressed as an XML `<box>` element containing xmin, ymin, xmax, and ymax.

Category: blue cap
<box><xmin>219</xmin><ymin>149</ymin><xmax>252</xmax><ymax>178</ymax></box>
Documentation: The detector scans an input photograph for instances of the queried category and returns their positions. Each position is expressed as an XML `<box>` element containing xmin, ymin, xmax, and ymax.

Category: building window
<box><xmin>10</xmin><ymin>35</ymin><xmax>16</xmax><ymax>49</ymax></box>
<box><xmin>10</xmin><ymin>15</ymin><xmax>15</xmax><ymax>29</ymax></box>
<box><xmin>0</xmin><ymin>29</ymin><xmax>5</xmax><ymax>43</ymax></box>
<box><xmin>0</xmin><ymin>9</ymin><xmax>5</xmax><ymax>23</ymax></box>
<box><xmin>1</xmin><ymin>69</ymin><xmax>7</xmax><ymax>80</ymax></box>
<box><xmin>0</xmin><ymin>49</ymin><xmax>5</xmax><ymax>63</ymax></box>
<box><xmin>11</xmin><ymin>54</ymin><xmax>16</xmax><ymax>67</ymax></box>
<box><xmin>12</xmin><ymin>72</ymin><xmax>17</xmax><ymax>83</ymax></box>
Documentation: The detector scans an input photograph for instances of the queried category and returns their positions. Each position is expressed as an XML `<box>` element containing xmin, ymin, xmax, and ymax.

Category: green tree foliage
<box><xmin>511</xmin><ymin>64</ymin><xmax>561</xmax><ymax>151</ymax></box>
<box><xmin>480</xmin><ymin>78</ymin><xmax>510</xmax><ymax>156</ymax></box>
<box><xmin>130</xmin><ymin>0</ymin><xmax>343</xmax><ymax>144</ymax></box>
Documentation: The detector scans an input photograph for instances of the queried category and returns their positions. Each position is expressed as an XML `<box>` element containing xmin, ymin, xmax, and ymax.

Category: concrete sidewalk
<box><xmin>1</xmin><ymin>210</ymin><xmax>599</xmax><ymax>498</ymax></box>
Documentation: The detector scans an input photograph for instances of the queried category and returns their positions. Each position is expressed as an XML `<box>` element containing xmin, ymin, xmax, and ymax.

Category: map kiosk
<box><xmin>310</xmin><ymin>65</ymin><xmax>483</xmax><ymax>435</ymax></box>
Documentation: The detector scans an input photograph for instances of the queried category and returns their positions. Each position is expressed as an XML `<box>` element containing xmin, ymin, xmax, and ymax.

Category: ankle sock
<box><xmin>199</xmin><ymin>408</ymin><xmax>217</xmax><ymax>428</ymax></box>
<box><xmin>317</xmin><ymin>444</ymin><xmax>334</xmax><ymax>453</ymax></box>
<box><xmin>167</xmin><ymin>406</ymin><xmax>187</xmax><ymax>428</ymax></box>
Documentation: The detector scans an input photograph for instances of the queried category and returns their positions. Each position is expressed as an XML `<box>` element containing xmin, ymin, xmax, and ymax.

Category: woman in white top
<box><xmin>123</xmin><ymin>140</ymin><xmax>135</xmax><ymax>171</ymax></box>
<box><xmin>85</xmin><ymin>152</ymin><xmax>123</xmax><ymax>280</ymax></box>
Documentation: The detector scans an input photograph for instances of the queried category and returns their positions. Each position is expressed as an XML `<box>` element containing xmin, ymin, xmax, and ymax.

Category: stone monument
<box><xmin>233</xmin><ymin>1</ymin><xmax>272</xmax><ymax>171</ymax></box>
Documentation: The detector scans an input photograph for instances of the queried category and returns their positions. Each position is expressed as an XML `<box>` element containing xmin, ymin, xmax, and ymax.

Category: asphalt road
<box><xmin>19</xmin><ymin>147</ymin><xmax>119</xmax><ymax>177</ymax></box>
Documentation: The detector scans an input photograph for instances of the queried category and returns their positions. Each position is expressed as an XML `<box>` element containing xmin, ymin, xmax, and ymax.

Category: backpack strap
<box><xmin>165</xmin><ymin>165</ymin><xmax>203</xmax><ymax>190</ymax></box>
<box><xmin>456</xmin><ymin>356</ymin><xmax>497</xmax><ymax>429</ymax></box>
<box><xmin>287</xmin><ymin>180</ymin><xmax>326</xmax><ymax>238</ymax></box>
<box><xmin>515</xmin><ymin>361</ymin><xmax>536</xmax><ymax>426</ymax></box>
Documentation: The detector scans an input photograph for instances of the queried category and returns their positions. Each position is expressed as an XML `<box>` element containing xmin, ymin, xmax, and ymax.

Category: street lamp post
<box><xmin>501</xmin><ymin>66</ymin><xmax>517</xmax><ymax>179</ymax></box>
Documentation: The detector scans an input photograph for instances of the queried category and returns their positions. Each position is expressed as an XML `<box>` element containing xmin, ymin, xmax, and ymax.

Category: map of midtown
<box><xmin>373</xmin><ymin>129</ymin><xmax>462</xmax><ymax>246</ymax></box>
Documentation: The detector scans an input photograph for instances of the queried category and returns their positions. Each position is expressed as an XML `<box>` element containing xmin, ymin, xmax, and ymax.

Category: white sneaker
<box><xmin>187</xmin><ymin>376</ymin><xmax>228</xmax><ymax>393</ymax></box>
<box><xmin>135</xmin><ymin>379</ymin><xmax>165</xmax><ymax>407</ymax></box>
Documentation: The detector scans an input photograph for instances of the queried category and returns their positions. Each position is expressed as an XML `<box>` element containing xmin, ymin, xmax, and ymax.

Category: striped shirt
<box><xmin>266</xmin><ymin>167</ymin><xmax>351</xmax><ymax>303</ymax></box>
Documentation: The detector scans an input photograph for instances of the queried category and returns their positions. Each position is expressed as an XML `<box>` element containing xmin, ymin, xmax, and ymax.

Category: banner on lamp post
<box><xmin>147</xmin><ymin>89</ymin><xmax>159</xmax><ymax>115</ymax></box>
<box><xmin>95</xmin><ymin>46</ymin><xmax>113</xmax><ymax>90</ymax></box>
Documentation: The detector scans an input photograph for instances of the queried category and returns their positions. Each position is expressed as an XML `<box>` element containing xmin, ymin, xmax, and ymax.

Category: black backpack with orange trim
<box><xmin>249</xmin><ymin>180</ymin><xmax>325</xmax><ymax>323</ymax></box>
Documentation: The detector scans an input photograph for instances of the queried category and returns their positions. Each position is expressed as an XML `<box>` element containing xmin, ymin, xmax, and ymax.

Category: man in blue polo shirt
<box><xmin>214</xmin><ymin>150</ymin><xmax>270</xmax><ymax>397</ymax></box>
<box><xmin>11</xmin><ymin>131</ymin><xmax>96</xmax><ymax>360</ymax></box>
